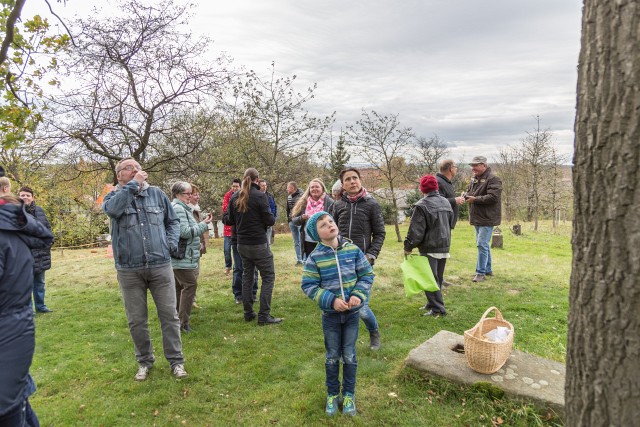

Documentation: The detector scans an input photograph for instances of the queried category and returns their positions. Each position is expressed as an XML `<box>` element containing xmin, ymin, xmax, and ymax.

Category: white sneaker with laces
<box><xmin>172</xmin><ymin>364</ymin><xmax>188</xmax><ymax>379</ymax></box>
<box><xmin>134</xmin><ymin>365</ymin><xmax>149</xmax><ymax>381</ymax></box>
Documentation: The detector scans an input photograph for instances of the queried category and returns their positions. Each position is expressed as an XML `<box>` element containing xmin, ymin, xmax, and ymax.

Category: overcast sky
<box><xmin>33</xmin><ymin>0</ymin><xmax>582</xmax><ymax>164</ymax></box>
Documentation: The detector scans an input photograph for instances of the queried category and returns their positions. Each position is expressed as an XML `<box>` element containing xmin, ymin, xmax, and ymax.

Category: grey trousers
<box><xmin>117</xmin><ymin>263</ymin><xmax>184</xmax><ymax>368</ymax></box>
<box><xmin>173</xmin><ymin>268</ymin><xmax>198</xmax><ymax>328</ymax></box>
<box><xmin>238</xmin><ymin>243</ymin><xmax>275</xmax><ymax>321</ymax></box>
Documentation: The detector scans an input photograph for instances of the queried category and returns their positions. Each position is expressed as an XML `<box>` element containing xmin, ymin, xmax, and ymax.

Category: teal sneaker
<box><xmin>325</xmin><ymin>394</ymin><xmax>339</xmax><ymax>416</ymax></box>
<box><xmin>342</xmin><ymin>392</ymin><xmax>356</xmax><ymax>416</ymax></box>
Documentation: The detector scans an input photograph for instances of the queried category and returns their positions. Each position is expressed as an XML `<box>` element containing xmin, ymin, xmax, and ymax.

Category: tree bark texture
<box><xmin>567</xmin><ymin>1</ymin><xmax>640</xmax><ymax>426</ymax></box>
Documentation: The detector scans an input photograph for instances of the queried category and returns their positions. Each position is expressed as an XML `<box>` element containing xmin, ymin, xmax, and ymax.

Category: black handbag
<box><xmin>172</xmin><ymin>237</ymin><xmax>188</xmax><ymax>260</ymax></box>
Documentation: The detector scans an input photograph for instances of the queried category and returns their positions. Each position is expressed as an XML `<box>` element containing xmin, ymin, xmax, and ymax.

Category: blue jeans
<box><xmin>116</xmin><ymin>264</ymin><xmax>184</xmax><ymax>368</ymax></box>
<box><xmin>474</xmin><ymin>226</ymin><xmax>494</xmax><ymax>275</ymax></box>
<box><xmin>322</xmin><ymin>310</ymin><xmax>359</xmax><ymax>396</ymax></box>
<box><xmin>231</xmin><ymin>243</ymin><xmax>258</xmax><ymax>300</ymax></box>
<box><xmin>32</xmin><ymin>271</ymin><xmax>48</xmax><ymax>312</ymax></box>
<box><xmin>358</xmin><ymin>302</ymin><xmax>378</xmax><ymax>332</ymax></box>
<box><xmin>223</xmin><ymin>236</ymin><xmax>232</xmax><ymax>269</ymax></box>
<box><xmin>288</xmin><ymin>221</ymin><xmax>303</xmax><ymax>262</ymax></box>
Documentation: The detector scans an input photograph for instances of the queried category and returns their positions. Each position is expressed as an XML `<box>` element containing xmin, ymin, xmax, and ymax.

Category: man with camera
<box><xmin>102</xmin><ymin>158</ymin><xmax>187</xmax><ymax>381</ymax></box>
<box><xmin>463</xmin><ymin>156</ymin><xmax>502</xmax><ymax>283</ymax></box>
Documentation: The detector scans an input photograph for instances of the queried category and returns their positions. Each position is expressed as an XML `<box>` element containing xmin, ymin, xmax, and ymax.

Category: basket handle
<box><xmin>479</xmin><ymin>306</ymin><xmax>504</xmax><ymax>322</ymax></box>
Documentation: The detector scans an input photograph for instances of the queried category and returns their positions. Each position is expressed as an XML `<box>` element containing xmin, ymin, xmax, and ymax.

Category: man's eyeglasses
<box><xmin>119</xmin><ymin>165</ymin><xmax>141</xmax><ymax>172</ymax></box>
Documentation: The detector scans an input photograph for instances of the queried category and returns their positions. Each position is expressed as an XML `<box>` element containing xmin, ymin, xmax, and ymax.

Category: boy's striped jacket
<box><xmin>301</xmin><ymin>236</ymin><xmax>374</xmax><ymax>313</ymax></box>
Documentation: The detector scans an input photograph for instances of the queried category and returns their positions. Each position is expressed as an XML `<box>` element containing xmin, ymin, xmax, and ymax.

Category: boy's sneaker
<box><xmin>134</xmin><ymin>365</ymin><xmax>149</xmax><ymax>381</ymax></box>
<box><xmin>172</xmin><ymin>364</ymin><xmax>188</xmax><ymax>379</ymax></box>
<box><xmin>342</xmin><ymin>392</ymin><xmax>356</xmax><ymax>416</ymax></box>
<box><xmin>325</xmin><ymin>394</ymin><xmax>339</xmax><ymax>416</ymax></box>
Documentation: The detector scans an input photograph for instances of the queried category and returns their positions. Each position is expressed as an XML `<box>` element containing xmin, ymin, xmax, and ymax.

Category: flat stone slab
<box><xmin>405</xmin><ymin>330</ymin><xmax>565</xmax><ymax>418</ymax></box>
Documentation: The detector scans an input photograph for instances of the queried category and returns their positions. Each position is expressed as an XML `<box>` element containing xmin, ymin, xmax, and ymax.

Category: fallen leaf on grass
<box><xmin>153</xmin><ymin>409</ymin><xmax>159</xmax><ymax>417</ymax></box>
<box><xmin>388</xmin><ymin>392</ymin><xmax>398</xmax><ymax>398</ymax></box>
<box><xmin>79</xmin><ymin>405</ymin><xmax>85</xmax><ymax>411</ymax></box>
<box><xmin>183</xmin><ymin>388</ymin><xmax>189</xmax><ymax>398</ymax></box>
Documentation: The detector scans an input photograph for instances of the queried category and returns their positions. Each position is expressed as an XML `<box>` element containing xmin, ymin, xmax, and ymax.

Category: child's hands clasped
<box><xmin>332</xmin><ymin>298</ymin><xmax>350</xmax><ymax>312</ymax></box>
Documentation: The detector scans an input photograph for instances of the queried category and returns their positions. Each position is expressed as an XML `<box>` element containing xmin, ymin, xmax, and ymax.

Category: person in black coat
<box><xmin>227</xmin><ymin>168</ymin><xmax>282</xmax><ymax>326</ymax></box>
<box><xmin>0</xmin><ymin>195</ymin><xmax>54</xmax><ymax>426</ymax></box>
<box><xmin>19</xmin><ymin>187</ymin><xmax>54</xmax><ymax>313</ymax></box>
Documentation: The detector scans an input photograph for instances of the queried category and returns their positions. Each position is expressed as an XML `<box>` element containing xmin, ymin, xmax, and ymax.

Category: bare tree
<box><xmin>346</xmin><ymin>109</ymin><xmax>414</xmax><ymax>242</ymax></box>
<box><xmin>566</xmin><ymin>1</ymin><xmax>640</xmax><ymax>425</ymax></box>
<box><xmin>519</xmin><ymin>115</ymin><xmax>555</xmax><ymax>230</ymax></box>
<box><xmin>412</xmin><ymin>134</ymin><xmax>449</xmax><ymax>175</ymax></box>
<box><xmin>227</xmin><ymin>62</ymin><xmax>334</xmax><ymax>194</ymax></box>
<box><xmin>496</xmin><ymin>145</ymin><xmax>523</xmax><ymax>222</ymax></box>
<box><xmin>45</xmin><ymin>0</ymin><xmax>231</xmax><ymax>180</ymax></box>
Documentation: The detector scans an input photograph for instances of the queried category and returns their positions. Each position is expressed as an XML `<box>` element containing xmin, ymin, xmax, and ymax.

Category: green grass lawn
<box><xmin>32</xmin><ymin>221</ymin><xmax>570</xmax><ymax>426</ymax></box>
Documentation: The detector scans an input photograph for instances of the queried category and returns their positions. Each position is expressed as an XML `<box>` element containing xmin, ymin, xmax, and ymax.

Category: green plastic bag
<box><xmin>400</xmin><ymin>254</ymin><xmax>439</xmax><ymax>297</ymax></box>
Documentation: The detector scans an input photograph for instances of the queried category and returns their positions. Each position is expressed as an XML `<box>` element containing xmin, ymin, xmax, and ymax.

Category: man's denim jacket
<box><xmin>103</xmin><ymin>180</ymin><xmax>179</xmax><ymax>270</ymax></box>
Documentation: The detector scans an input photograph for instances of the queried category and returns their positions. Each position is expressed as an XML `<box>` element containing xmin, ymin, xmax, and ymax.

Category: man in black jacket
<box><xmin>404</xmin><ymin>175</ymin><xmax>453</xmax><ymax>316</ymax></box>
<box><xmin>332</xmin><ymin>168</ymin><xmax>386</xmax><ymax>350</ymax></box>
<box><xmin>286</xmin><ymin>181</ymin><xmax>304</xmax><ymax>264</ymax></box>
<box><xmin>435</xmin><ymin>159</ymin><xmax>465</xmax><ymax>289</ymax></box>
<box><xmin>19</xmin><ymin>186</ymin><xmax>54</xmax><ymax>313</ymax></box>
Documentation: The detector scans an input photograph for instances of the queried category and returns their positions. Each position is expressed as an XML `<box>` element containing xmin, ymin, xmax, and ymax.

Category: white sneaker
<box><xmin>134</xmin><ymin>365</ymin><xmax>149</xmax><ymax>381</ymax></box>
<box><xmin>172</xmin><ymin>364</ymin><xmax>188</xmax><ymax>379</ymax></box>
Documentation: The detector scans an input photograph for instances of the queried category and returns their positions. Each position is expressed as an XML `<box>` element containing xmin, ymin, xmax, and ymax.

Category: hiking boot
<box><xmin>258</xmin><ymin>316</ymin><xmax>283</xmax><ymax>326</ymax></box>
<box><xmin>485</xmin><ymin>272</ymin><xmax>493</xmax><ymax>276</ymax></box>
<box><xmin>325</xmin><ymin>394</ymin><xmax>339</xmax><ymax>416</ymax></box>
<box><xmin>472</xmin><ymin>274</ymin><xmax>486</xmax><ymax>282</ymax></box>
<box><xmin>342</xmin><ymin>392</ymin><xmax>357</xmax><ymax>416</ymax></box>
<box><xmin>419</xmin><ymin>303</ymin><xmax>429</xmax><ymax>310</ymax></box>
<box><xmin>172</xmin><ymin>364</ymin><xmax>188</xmax><ymax>379</ymax></box>
<box><xmin>442</xmin><ymin>280</ymin><xmax>454</xmax><ymax>287</ymax></box>
<box><xmin>244</xmin><ymin>313</ymin><xmax>256</xmax><ymax>322</ymax></box>
<box><xmin>181</xmin><ymin>324</ymin><xmax>193</xmax><ymax>333</ymax></box>
<box><xmin>134</xmin><ymin>365</ymin><xmax>150</xmax><ymax>381</ymax></box>
<box><xmin>369</xmin><ymin>330</ymin><xmax>381</xmax><ymax>351</ymax></box>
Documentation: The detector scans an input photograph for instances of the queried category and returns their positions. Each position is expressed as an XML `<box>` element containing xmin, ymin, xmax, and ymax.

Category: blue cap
<box><xmin>305</xmin><ymin>211</ymin><xmax>333</xmax><ymax>242</ymax></box>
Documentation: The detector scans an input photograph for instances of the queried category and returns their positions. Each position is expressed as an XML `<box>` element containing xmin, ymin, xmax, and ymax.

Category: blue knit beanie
<box><xmin>305</xmin><ymin>211</ymin><xmax>333</xmax><ymax>242</ymax></box>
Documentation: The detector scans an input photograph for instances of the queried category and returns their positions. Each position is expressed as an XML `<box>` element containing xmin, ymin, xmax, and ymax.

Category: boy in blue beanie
<box><xmin>301</xmin><ymin>211</ymin><xmax>375</xmax><ymax>416</ymax></box>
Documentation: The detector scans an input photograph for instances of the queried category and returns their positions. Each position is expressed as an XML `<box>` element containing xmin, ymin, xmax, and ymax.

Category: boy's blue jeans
<box><xmin>322</xmin><ymin>310</ymin><xmax>359</xmax><ymax>396</ymax></box>
<box><xmin>474</xmin><ymin>226</ymin><xmax>494</xmax><ymax>275</ymax></box>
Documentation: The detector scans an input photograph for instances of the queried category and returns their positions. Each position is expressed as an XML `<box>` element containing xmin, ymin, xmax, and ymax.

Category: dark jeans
<box><xmin>0</xmin><ymin>399</ymin><xmax>39</xmax><ymax>427</ymax></box>
<box><xmin>322</xmin><ymin>310</ymin><xmax>359</xmax><ymax>396</ymax></box>
<box><xmin>231</xmin><ymin>243</ymin><xmax>258</xmax><ymax>300</ymax></box>
<box><xmin>303</xmin><ymin>240</ymin><xmax>317</xmax><ymax>258</ymax></box>
<box><xmin>32</xmin><ymin>271</ymin><xmax>48</xmax><ymax>312</ymax></box>
<box><xmin>425</xmin><ymin>256</ymin><xmax>447</xmax><ymax>314</ymax></box>
<box><xmin>237</xmin><ymin>243</ymin><xmax>275</xmax><ymax>321</ymax></box>
<box><xmin>223</xmin><ymin>236</ymin><xmax>232</xmax><ymax>269</ymax></box>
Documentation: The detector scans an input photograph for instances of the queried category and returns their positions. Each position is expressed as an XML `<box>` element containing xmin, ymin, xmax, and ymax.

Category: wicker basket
<box><xmin>464</xmin><ymin>306</ymin><xmax>514</xmax><ymax>374</ymax></box>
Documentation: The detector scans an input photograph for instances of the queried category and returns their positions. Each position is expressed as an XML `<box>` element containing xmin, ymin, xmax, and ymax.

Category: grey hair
<box><xmin>171</xmin><ymin>181</ymin><xmax>192</xmax><ymax>198</ymax></box>
<box><xmin>115</xmin><ymin>157</ymin><xmax>137</xmax><ymax>173</ymax></box>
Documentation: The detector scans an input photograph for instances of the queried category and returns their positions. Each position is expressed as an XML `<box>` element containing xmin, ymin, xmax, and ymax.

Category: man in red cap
<box><xmin>403</xmin><ymin>175</ymin><xmax>454</xmax><ymax>316</ymax></box>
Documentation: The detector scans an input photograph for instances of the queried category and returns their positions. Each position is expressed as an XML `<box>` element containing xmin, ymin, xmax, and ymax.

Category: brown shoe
<box><xmin>225</xmin><ymin>268</ymin><xmax>231</xmax><ymax>276</ymax></box>
<box><xmin>472</xmin><ymin>274</ymin><xmax>485</xmax><ymax>282</ymax></box>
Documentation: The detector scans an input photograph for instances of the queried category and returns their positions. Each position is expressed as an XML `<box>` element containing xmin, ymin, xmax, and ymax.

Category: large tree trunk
<box><xmin>566</xmin><ymin>1</ymin><xmax>640</xmax><ymax>425</ymax></box>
